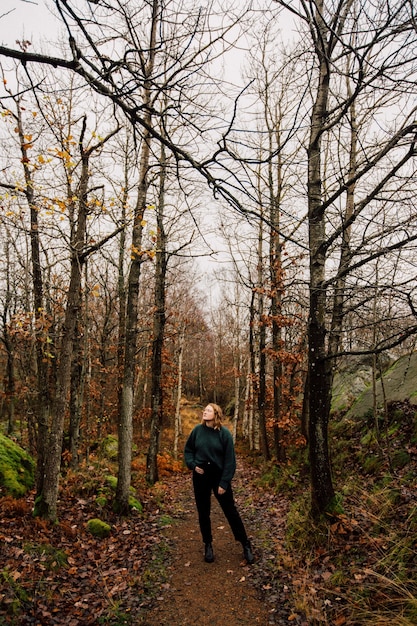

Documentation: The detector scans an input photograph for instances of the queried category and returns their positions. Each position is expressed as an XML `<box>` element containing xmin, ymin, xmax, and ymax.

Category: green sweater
<box><xmin>184</xmin><ymin>423</ymin><xmax>236</xmax><ymax>490</ymax></box>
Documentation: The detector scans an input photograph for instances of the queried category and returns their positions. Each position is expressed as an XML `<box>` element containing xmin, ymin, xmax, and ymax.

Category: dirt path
<box><xmin>139</xmin><ymin>459</ymin><xmax>302</xmax><ymax>626</ymax></box>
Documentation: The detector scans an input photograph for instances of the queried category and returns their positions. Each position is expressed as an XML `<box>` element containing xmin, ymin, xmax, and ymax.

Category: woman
<box><xmin>184</xmin><ymin>403</ymin><xmax>254</xmax><ymax>564</ymax></box>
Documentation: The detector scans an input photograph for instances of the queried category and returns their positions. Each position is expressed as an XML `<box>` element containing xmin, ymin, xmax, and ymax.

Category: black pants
<box><xmin>192</xmin><ymin>463</ymin><xmax>248</xmax><ymax>545</ymax></box>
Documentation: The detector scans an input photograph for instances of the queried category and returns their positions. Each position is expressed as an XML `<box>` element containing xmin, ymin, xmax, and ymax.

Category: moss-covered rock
<box><xmin>86</xmin><ymin>518</ymin><xmax>111</xmax><ymax>538</ymax></box>
<box><xmin>346</xmin><ymin>352</ymin><xmax>417</xmax><ymax>419</ymax></box>
<box><xmin>128</xmin><ymin>496</ymin><xmax>143</xmax><ymax>512</ymax></box>
<box><xmin>103</xmin><ymin>475</ymin><xmax>143</xmax><ymax>512</ymax></box>
<box><xmin>0</xmin><ymin>435</ymin><xmax>34</xmax><ymax>497</ymax></box>
<box><xmin>99</xmin><ymin>435</ymin><xmax>118</xmax><ymax>460</ymax></box>
<box><xmin>331</xmin><ymin>356</ymin><xmax>374</xmax><ymax>414</ymax></box>
<box><xmin>105</xmin><ymin>474</ymin><xmax>118</xmax><ymax>490</ymax></box>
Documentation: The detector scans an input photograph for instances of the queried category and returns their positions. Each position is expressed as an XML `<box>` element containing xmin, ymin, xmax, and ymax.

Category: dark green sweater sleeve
<box><xmin>219</xmin><ymin>427</ymin><xmax>236</xmax><ymax>490</ymax></box>
<box><xmin>184</xmin><ymin>427</ymin><xmax>197</xmax><ymax>470</ymax></box>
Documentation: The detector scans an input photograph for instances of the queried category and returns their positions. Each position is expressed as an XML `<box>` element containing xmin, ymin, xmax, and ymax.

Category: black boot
<box><xmin>243</xmin><ymin>540</ymin><xmax>254</xmax><ymax>564</ymax></box>
<box><xmin>204</xmin><ymin>542</ymin><xmax>214</xmax><ymax>563</ymax></box>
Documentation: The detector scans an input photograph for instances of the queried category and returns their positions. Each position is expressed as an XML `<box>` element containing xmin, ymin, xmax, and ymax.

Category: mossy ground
<box><xmin>0</xmin><ymin>434</ymin><xmax>34</xmax><ymax>497</ymax></box>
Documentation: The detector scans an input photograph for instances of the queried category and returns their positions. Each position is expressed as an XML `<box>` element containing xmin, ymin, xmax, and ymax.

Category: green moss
<box><xmin>285</xmin><ymin>494</ymin><xmax>328</xmax><ymax>553</ymax></box>
<box><xmin>102</xmin><ymin>475</ymin><xmax>143</xmax><ymax>513</ymax></box>
<box><xmin>360</xmin><ymin>430</ymin><xmax>378</xmax><ymax>446</ymax></box>
<box><xmin>24</xmin><ymin>543</ymin><xmax>68</xmax><ymax>570</ymax></box>
<box><xmin>105</xmin><ymin>475</ymin><xmax>118</xmax><ymax>490</ymax></box>
<box><xmin>388</xmin><ymin>423</ymin><xmax>401</xmax><ymax>436</ymax></box>
<box><xmin>0</xmin><ymin>434</ymin><xmax>34</xmax><ymax>497</ymax></box>
<box><xmin>128</xmin><ymin>496</ymin><xmax>143</xmax><ymax>513</ymax></box>
<box><xmin>87</xmin><ymin>518</ymin><xmax>112</xmax><ymax>538</ymax></box>
<box><xmin>256</xmin><ymin>460</ymin><xmax>302</xmax><ymax>494</ymax></box>
<box><xmin>325</xmin><ymin>493</ymin><xmax>344</xmax><ymax>516</ymax></box>
<box><xmin>391</xmin><ymin>450</ymin><xmax>410</xmax><ymax>469</ymax></box>
<box><xmin>96</xmin><ymin>495</ymin><xmax>108</xmax><ymax>507</ymax></box>
<box><xmin>100</xmin><ymin>435</ymin><xmax>118</xmax><ymax>460</ymax></box>
<box><xmin>363</xmin><ymin>455</ymin><xmax>382</xmax><ymax>474</ymax></box>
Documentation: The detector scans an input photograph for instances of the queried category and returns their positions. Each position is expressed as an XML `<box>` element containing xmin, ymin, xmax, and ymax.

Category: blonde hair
<box><xmin>201</xmin><ymin>403</ymin><xmax>223</xmax><ymax>430</ymax></box>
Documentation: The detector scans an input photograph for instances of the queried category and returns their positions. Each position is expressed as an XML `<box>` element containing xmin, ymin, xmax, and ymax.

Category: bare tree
<box><xmin>276</xmin><ymin>0</ymin><xmax>417</xmax><ymax>515</ymax></box>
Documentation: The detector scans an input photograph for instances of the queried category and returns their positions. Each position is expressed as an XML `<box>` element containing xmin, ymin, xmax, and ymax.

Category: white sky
<box><xmin>1</xmin><ymin>0</ymin><xmax>61</xmax><ymax>48</ymax></box>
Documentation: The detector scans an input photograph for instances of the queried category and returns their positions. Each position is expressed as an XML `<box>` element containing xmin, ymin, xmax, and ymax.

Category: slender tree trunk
<box><xmin>248</xmin><ymin>291</ymin><xmax>259</xmax><ymax>451</ymax></box>
<box><xmin>69</xmin><ymin>319</ymin><xmax>83</xmax><ymax>467</ymax></box>
<box><xmin>269</xmin><ymin>142</ymin><xmax>285</xmax><ymax>462</ymax></box>
<box><xmin>232</xmin><ymin>350</ymin><xmax>241</xmax><ymax>443</ymax></box>
<box><xmin>307</xmin><ymin>2</ymin><xmax>335</xmax><ymax>516</ymax></box>
<box><xmin>35</xmin><ymin>118</ymin><xmax>119</xmax><ymax>520</ymax></box>
<box><xmin>257</xmin><ymin>212</ymin><xmax>269</xmax><ymax>460</ymax></box>
<box><xmin>173</xmin><ymin>325</ymin><xmax>185</xmax><ymax>460</ymax></box>
<box><xmin>116</xmin><ymin>184</ymin><xmax>146</xmax><ymax>509</ymax></box>
<box><xmin>37</xmin><ymin>255</ymin><xmax>84</xmax><ymax>519</ymax></box>
<box><xmin>116</xmin><ymin>142</ymin><xmax>129</xmax><ymax>436</ymax></box>
<box><xmin>116</xmin><ymin>0</ymin><xmax>159</xmax><ymax>510</ymax></box>
<box><xmin>34</xmin><ymin>119</ymin><xmax>92</xmax><ymax>520</ymax></box>
<box><xmin>2</xmin><ymin>239</ymin><xmax>16</xmax><ymax>436</ymax></box>
<box><xmin>69</xmin><ymin>268</ymin><xmax>89</xmax><ymax>470</ymax></box>
<box><xmin>15</xmin><ymin>104</ymin><xmax>51</xmax><ymax>497</ymax></box>
<box><xmin>4</xmin><ymin>334</ymin><xmax>15</xmax><ymax>436</ymax></box>
<box><xmin>146</xmin><ymin>141</ymin><xmax>167</xmax><ymax>485</ymax></box>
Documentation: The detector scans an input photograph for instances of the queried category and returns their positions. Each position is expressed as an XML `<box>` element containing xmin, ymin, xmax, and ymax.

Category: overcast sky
<box><xmin>1</xmin><ymin>0</ymin><xmax>62</xmax><ymax>48</ymax></box>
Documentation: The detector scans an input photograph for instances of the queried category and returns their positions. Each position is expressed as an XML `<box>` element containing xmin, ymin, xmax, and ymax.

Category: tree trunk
<box><xmin>247</xmin><ymin>291</ymin><xmax>259</xmax><ymax>451</ymax></box>
<box><xmin>232</xmin><ymin>350</ymin><xmax>241</xmax><ymax>443</ymax></box>
<box><xmin>116</xmin><ymin>197</ymin><xmax>145</xmax><ymax>510</ymax></box>
<box><xmin>146</xmin><ymin>140</ymin><xmax>167</xmax><ymax>485</ymax></box>
<box><xmin>307</xmin><ymin>1</ymin><xmax>335</xmax><ymax>516</ymax></box>
<box><xmin>34</xmin><ymin>119</ymin><xmax>92</xmax><ymax>520</ymax></box>
<box><xmin>173</xmin><ymin>325</ymin><xmax>185</xmax><ymax>460</ymax></box>
<box><xmin>257</xmin><ymin>212</ymin><xmax>269</xmax><ymax>460</ymax></box>
<box><xmin>2</xmin><ymin>239</ymin><xmax>16</xmax><ymax>436</ymax></box>
<box><xmin>15</xmin><ymin>103</ymin><xmax>51</xmax><ymax>497</ymax></box>
<box><xmin>35</xmin><ymin>118</ymin><xmax>120</xmax><ymax>520</ymax></box>
<box><xmin>37</xmin><ymin>253</ymin><xmax>84</xmax><ymax>520</ymax></box>
<box><xmin>269</xmin><ymin>147</ymin><xmax>286</xmax><ymax>462</ymax></box>
<box><xmin>116</xmin><ymin>0</ymin><xmax>158</xmax><ymax>510</ymax></box>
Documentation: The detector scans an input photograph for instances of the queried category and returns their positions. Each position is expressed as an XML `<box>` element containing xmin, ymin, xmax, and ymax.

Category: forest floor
<box><xmin>2</xmin><ymin>399</ymin><xmax>417</xmax><ymax>624</ymax></box>
<box><xmin>0</xmin><ymin>456</ymin><xmax>307</xmax><ymax>626</ymax></box>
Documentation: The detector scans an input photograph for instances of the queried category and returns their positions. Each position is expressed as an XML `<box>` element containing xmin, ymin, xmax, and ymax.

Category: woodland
<box><xmin>0</xmin><ymin>0</ymin><xmax>417</xmax><ymax>624</ymax></box>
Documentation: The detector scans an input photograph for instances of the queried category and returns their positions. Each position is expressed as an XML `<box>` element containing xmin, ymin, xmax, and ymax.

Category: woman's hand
<box><xmin>195</xmin><ymin>466</ymin><xmax>204</xmax><ymax>475</ymax></box>
<box><xmin>218</xmin><ymin>486</ymin><xmax>226</xmax><ymax>495</ymax></box>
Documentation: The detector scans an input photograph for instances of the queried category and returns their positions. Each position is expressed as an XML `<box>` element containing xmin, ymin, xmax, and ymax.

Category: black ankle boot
<box><xmin>243</xmin><ymin>540</ymin><xmax>254</xmax><ymax>564</ymax></box>
<box><xmin>204</xmin><ymin>542</ymin><xmax>214</xmax><ymax>563</ymax></box>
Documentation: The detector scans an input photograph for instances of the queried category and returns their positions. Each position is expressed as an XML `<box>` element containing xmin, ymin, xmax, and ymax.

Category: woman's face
<box><xmin>202</xmin><ymin>405</ymin><xmax>215</xmax><ymax>423</ymax></box>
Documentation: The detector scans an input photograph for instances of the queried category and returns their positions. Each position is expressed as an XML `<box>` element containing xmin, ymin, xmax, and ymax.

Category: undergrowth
<box><xmin>267</xmin><ymin>399</ymin><xmax>417</xmax><ymax>624</ymax></box>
